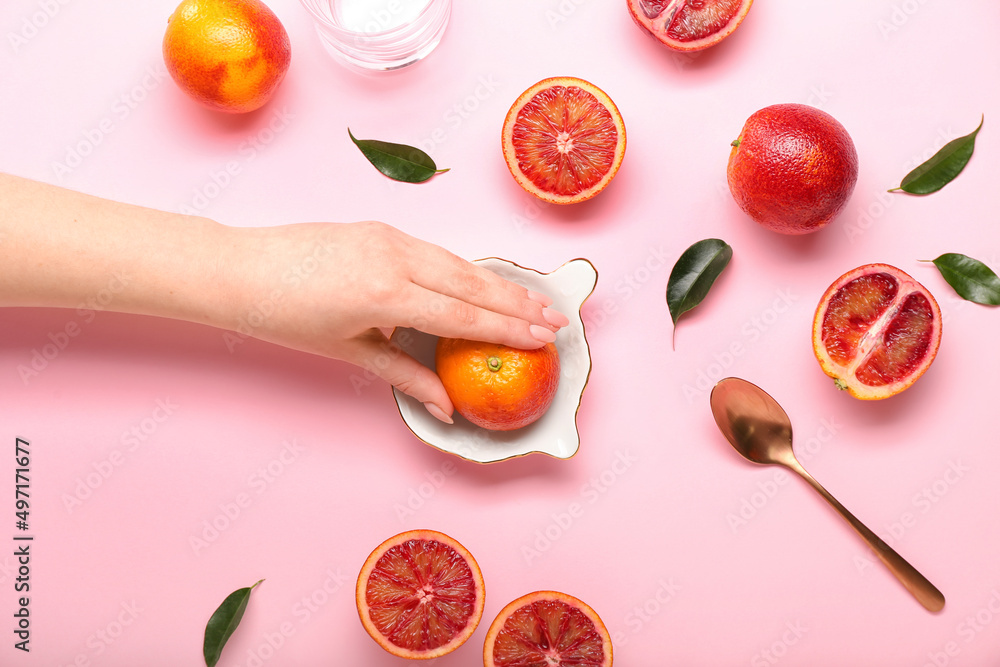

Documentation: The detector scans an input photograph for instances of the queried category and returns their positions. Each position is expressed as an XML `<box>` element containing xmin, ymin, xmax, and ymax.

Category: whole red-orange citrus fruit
<box><xmin>727</xmin><ymin>103</ymin><xmax>858</xmax><ymax>234</ymax></box>
<box><xmin>163</xmin><ymin>0</ymin><xmax>291</xmax><ymax>114</ymax></box>
<box><xmin>435</xmin><ymin>338</ymin><xmax>560</xmax><ymax>431</ymax></box>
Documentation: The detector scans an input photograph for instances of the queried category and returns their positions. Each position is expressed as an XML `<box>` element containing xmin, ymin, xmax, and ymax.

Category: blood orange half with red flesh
<box><xmin>356</xmin><ymin>529</ymin><xmax>485</xmax><ymax>660</ymax></box>
<box><xmin>813</xmin><ymin>264</ymin><xmax>942</xmax><ymax>400</ymax></box>
<box><xmin>627</xmin><ymin>0</ymin><xmax>754</xmax><ymax>52</ymax></box>
<box><xmin>483</xmin><ymin>591</ymin><xmax>613</xmax><ymax>667</ymax></box>
<box><xmin>502</xmin><ymin>77</ymin><xmax>626</xmax><ymax>205</ymax></box>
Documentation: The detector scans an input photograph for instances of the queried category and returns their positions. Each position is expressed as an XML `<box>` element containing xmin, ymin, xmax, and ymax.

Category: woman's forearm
<box><xmin>0</xmin><ymin>173</ymin><xmax>245</xmax><ymax>330</ymax></box>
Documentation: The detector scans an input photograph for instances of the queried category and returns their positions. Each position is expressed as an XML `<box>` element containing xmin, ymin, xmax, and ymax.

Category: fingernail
<box><xmin>424</xmin><ymin>402</ymin><xmax>454</xmax><ymax>424</ymax></box>
<box><xmin>527</xmin><ymin>290</ymin><xmax>553</xmax><ymax>307</ymax></box>
<box><xmin>529</xmin><ymin>324</ymin><xmax>557</xmax><ymax>343</ymax></box>
<box><xmin>542</xmin><ymin>307</ymin><xmax>570</xmax><ymax>328</ymax></box>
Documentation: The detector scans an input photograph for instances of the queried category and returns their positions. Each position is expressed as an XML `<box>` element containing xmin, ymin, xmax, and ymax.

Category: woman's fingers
<box><xmin>343</xmin><ymin>331</ymin><xmax>455</xmax><ymax>424</ymax></box>
<box><xmin>387</xmin><ymin>284</ymin><xmax>568</xmax><ymax>349</ymax></box>
<box><xmin>404</xmin><ymin>236</ymin><xmax>569</xmax><ymax>330</ymax></box>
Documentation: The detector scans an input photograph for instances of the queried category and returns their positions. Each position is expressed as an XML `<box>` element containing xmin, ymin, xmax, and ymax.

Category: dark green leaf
<box><xmin>924</xmin><ymin>253</ymin><xmax>1000</xmax><ymax>305</ymax></box>
<box><xmin>348</xmin><ymin>128</ymin><xmax>449</xmax><ymax>183</ymax></box>
<box><xmin>204</xmin><ymin>579</ymin><xmax>263</xmax><ymax>667</ymax></box>
<box><xmin>890</xmin><ymin>116</ymin><xmax>983</xmax><ymax>194</ymax></box>
<box><xmin>667</xmin><ymin>239</ymin><xmax>733</xmax><ymax>347</ymax></box>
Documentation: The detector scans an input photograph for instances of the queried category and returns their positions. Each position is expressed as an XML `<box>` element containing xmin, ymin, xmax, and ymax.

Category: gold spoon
<box><xmin>709</xmin><ymin>377</ymin><xmax>945</xmax><ymax>612</ymax></box>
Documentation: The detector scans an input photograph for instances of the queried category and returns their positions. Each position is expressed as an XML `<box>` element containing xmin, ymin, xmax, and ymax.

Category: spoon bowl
<box><xmin>710</xmin><ymin>377</ymin><xmax>945</xmax><ymax>612</ymax></box>
<box><xmin>711</xmin><ymin>380</ymin><xmax>794</xmax><ymax>466</ymax></box>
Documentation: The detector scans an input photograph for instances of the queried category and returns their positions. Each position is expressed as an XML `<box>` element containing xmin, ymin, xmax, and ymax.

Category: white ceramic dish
<box><xmin>391</xmin><ymin>257</ymin><xmax>597</xmax><ymax>464</ymax></box>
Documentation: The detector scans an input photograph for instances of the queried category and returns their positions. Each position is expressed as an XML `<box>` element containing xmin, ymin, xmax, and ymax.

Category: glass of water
<box><xmin>299</xmin><ymin>0</ymin><xmax>452</xmax><ymax>72</ymax></box>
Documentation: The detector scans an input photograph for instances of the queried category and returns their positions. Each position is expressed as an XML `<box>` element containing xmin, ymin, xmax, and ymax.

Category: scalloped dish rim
<box><xmin>390</xmin><ymin>256</ymin><xmax>597</xmax><ymax>464</ymax></box>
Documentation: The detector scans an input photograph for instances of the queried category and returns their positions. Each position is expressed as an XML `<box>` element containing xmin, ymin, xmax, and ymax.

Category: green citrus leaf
<box><xmin>203</xmin><ymin>579</ymin><xmax>263</xmax><ymax>667</ymax></box>
<box><xmin>667</xmin><ymin>238</ymin><xmax>733</xmax><ymax>347</ymax></box>
<box><xmin>890</xmin><ymin>115</ymin><xmax>983</xmax><ymax>195</ymax></box>
<box><xmin>923</xmin><ymin>253</ymin><xmax>1000</xmax><ymax>305</ymax></box>
<box><xmin>348</xmin><ymin>128</ymin><xmax>449</xmax><ymax>183</ymax></box>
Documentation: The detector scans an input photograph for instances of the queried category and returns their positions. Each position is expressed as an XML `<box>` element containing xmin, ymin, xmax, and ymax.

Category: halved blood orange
<box><xmin>483</xmin><ymin>591</ymin><xmax>613</xmax><ymax>667</ymax></box>
<box><xmin>627</xmin><ymin>0</ymin><xmax>754</xmax><ymax>52</ymax></box>
<box><xmin>812</xmin><ymin>264</ymin><xmax>942</xmax><ymax>400</ymax></box>
<box><xmin>502</xmin><ymin>77</ymin><xmax>626</xmax><ymax>205</ymax></box>
<box><xmin>356</xmin><ymin>529</ymin><xmax>485</xmax><ymax>660</ymax></box>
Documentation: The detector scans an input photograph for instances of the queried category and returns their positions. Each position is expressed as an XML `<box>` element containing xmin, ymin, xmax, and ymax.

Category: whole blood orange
<box><xmin>627</xmin><ymin>0</ymin><xmax>754</xmax><ymax>52</ymax></box>
<box><xmin>727</xmin><ymin>103</ymin><xmax>858</xmax><ymax>235</ymax></box>
<box><xmin>163</xmin><ymin>0</ymin><xmax>291</xmax><ymax>114</ymax></box>
<box><xmin>813</xmin><ymin>264</ymin><xmax>942</xmax><ymax>400</ymax></box>
<box><xmin>483</xmin><ymin>591</ymin><xmax>613</xmax><ymax>667</ymax></box>
<box><xmin>356</xmin><ymin>529</ymin><xmax>485</xmax><ymax>660</ymax></box>
<box><xmin>435</xmin><ymin>338</ymin><xmax>560</xmax><ymax>431</ymax></box>
<box><xmin>502</xmin><ymin>77</ymin><xmax>626</xmax><ymax>205</ymax></box>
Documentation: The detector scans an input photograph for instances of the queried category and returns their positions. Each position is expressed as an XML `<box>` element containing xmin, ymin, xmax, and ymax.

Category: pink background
<box><xmin>2</xmin><ymin>0</ymin><xmax>1000</xmax><ymax>665</ymax></box>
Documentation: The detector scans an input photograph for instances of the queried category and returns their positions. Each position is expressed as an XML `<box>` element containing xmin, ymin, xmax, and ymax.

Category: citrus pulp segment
<box><xmin>627</xmin><ymin>0</ymin><xmax>754</xmax><ymax>52</ymax></box>
<box><xmin>356</xmin><ymin>529</ymin><xmax>485</xmax><ymax>659</ymax></box>
<box><xmin>483</xmin><ymin>590</ymin><xmax>612</xmax><ymax>667</ymax></box>
<box><xmin>812</xmin><ymin>264</ymin><xmax>942</xmax><ymax>400</ymax></box>
<box><xmin>502</xmin><ymin>77</ymin><xmax>626</xmax><ymax>205</ymax></box>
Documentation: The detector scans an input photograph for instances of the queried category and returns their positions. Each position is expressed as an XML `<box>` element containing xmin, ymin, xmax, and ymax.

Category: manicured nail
<box><xmin>527</xmin><ymin>290</ymin><xmax>553</xmax><ymax>307</ymax></box>
<box><xmin>542</xmin><ymin>307</ymin><xmax>570</xmax><ymax>328</ymax></box>
<box><xmin>424</xmin><ymin>402</ymin><xmax>454</xmax><ymax>424</ymax></box>
<box><xmin>529</xmin><ymin>324</ymin><xmax>557</xmax><ymax>343</ymax></box>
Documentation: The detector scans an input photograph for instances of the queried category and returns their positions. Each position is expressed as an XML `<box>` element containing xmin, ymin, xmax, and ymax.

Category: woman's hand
<box><xmin>225</xmin><ymin>221</ymin><xmax>570</xmax><ymax>422</ymax></box>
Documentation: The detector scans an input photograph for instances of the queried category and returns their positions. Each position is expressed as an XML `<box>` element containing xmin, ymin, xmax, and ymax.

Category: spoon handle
<box><xmin>786</xmin><ymin>461</ymin><xmax>945</xmax><ymax>612</ymax></box>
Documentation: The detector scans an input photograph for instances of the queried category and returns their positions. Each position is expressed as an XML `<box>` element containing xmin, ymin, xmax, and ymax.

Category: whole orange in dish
<box><xmin>727</xmin><ymin>103</ymin><xmax>858</xmax><ymax>234</ymax></box>
<box><xmin>813</xmin><ymin>263</ymin><xmax>942</xmax><ymax>400</ymax></box>
<box><xmin>435</xmin><ymin>338</ymin><xmax>560</xmax><ymax>431</ymax></box>
<box><xmin>163</xmin><ymin>0</ymin><xmax>291</xmax><ymax>113</ymax></box>
<box><xmin>502</xmin><ymin>77</ymin><xmax>626</xmax><ymax>205</ymax></box>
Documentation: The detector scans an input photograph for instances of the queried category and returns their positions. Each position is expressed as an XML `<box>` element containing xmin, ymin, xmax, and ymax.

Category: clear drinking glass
<box><xmin>299</xmin><ymin>0</ymin><xmax>452</xmax><ymax>72</ymax></box>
